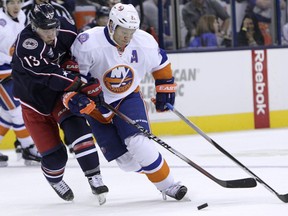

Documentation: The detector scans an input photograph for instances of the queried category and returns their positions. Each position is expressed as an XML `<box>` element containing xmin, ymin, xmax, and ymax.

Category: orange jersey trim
<box><xmin>152</xmin><ymin>63</ymin><xmax>172</xmax><ymax>80</ymax></box>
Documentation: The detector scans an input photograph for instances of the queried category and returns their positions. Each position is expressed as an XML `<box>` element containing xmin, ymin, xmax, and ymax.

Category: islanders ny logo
<box><xmin>103</xmin><ymin>65</ymin><xmax>134</xmax><ymax>93</ymax></box>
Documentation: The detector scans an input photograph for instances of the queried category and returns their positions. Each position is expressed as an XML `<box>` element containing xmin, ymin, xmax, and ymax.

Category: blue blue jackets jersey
<box><xmin>11</xmin><ymin>17</ymin><xmax>78</xmax><ymax>114</ymax></box>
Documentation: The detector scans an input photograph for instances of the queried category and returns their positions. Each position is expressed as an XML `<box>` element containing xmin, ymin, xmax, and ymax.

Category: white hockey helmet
<box><xmin>108</xmin><ymin>3</ymin><xmax>140</xmax><ymax>33</ymax></box>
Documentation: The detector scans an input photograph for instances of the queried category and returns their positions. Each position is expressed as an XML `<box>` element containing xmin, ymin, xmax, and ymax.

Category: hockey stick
<box><xmin>96</xmin><ymin>102</ymin><xmax>257</xmax><ymax>189</ymax></box>
<box><xmin>166</xmin><ymin>103</ymin><xmax>288</xmax><ymax>203</ymax></box>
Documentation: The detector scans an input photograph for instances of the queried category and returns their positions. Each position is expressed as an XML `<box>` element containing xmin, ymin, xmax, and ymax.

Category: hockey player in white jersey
<box><xmin>0</xmin><ymin>0</ymin><xmax>41</xmax><ymax>166</ymax></box>
<box><xmin>65</xmin><ymin>3</ymin><xmax>188</xmax><ymax>201</ymax></box>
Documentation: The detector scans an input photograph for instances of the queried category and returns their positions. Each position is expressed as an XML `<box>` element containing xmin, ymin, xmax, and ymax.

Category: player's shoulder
<box><xmin>82</xmin><ymin>26</ymin><xmax>104</xmax><ymax>36</ymax></box>
<box><xmin>16</xmin><ymin>27</ymin><xmax>45</xmax><ymax>56</ymax></box>
<box><xmin>18</xmin><ymin>10</ymin><xmax>27</xmax><ymax>24</ymax></box>
<box><xmin>0</xmin><ymin>9</ymin><xmax>8</xmax><ymax>24</ymax></box>
<box><xmin>74</xmin><ymin>27</ymin><xmax>105</xmax><ymax>49</ymax></box>
<box><xmin>132</xmin><ymin>29</ymin><xmax>158</xmax><ymax>48</ymax></box>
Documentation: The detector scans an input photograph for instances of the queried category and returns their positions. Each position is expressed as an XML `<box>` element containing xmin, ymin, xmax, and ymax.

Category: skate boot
<box><xmin>0</xmin><ymin>152</ymin><xmax>8</xmax><ymax>167</ymax></box>
<box><xmin>50</xmin><ymin>180</ymin><xmax>74</xmax><ymax>201</ymax></box>
<box><xmin>22</xmin><ymin>144</ymin><xmax>41</xmax><ymax>166</ymax></box>
<box><xmin>14</xmin><ymin>139</ymin><xmax>22</xmax><ymax>161</ymax></box>
<box><xmin>88</xmin><ymin>174</ymin><xmax>109</xmax><ymax>205</ymax></box>
<box><xmin>162</xmin><ymin>182</ymin><xmax>188</xmax><ymax>201</ymax></box>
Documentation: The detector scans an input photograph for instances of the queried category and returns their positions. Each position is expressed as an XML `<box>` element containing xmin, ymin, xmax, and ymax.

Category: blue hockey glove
<box><xmin>154</xmin><ymin>78</ymin><xmax>177</xmax><ymax>112</ymax></box>
<box><xmin>62</xmin><ymin>92</ymin><xmax>95</xmax><ymax>115</ymax></box>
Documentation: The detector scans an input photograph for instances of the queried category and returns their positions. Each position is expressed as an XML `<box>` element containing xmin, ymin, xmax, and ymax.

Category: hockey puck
<box><xmin>197</xmin><ymin>203</ymin><xmax>208</xmax><ymax>210</ymax></box>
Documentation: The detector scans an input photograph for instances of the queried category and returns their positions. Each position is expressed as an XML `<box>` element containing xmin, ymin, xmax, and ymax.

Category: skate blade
<box><xmin>16</xmin><ymin>153</ymin><xmax>22</xmax><ymax>161</ymax></box>
<box><xmin>0</xmin><ymin>161</ymin><xmax>8</xmax><ymax>167</ymax></box>
<box><xmin>96</xmin><ymin>192</ymin><xmax>108</xmax><ymax>205</ymax></box>
<box><xmin>24</xmin><ymin>160</ymin><xmax>40</xmax><ymax>166</ymax></box>
<box><xmin>181</xmin><ymin>195</ymin><xmax>191</xmax><ymax>202</ymax></box>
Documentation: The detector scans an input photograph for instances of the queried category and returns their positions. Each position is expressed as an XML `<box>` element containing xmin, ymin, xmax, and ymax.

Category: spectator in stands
<box><xmin>189</xmin><ymin>14</ymin><xmax>219</xmax><ymax>48</ymax></box>
<box><xmin>245</xmin><ymin>0</ymin><xmax>286</xmax><ymax>45</ymax></box>
<box><xmin>137</xmin><ymin>0</ymin><xmax>160</xmax><ymax>35</ymax></box>
<box><xmin>80</xmin><ymin>5</ymin><xmax>109</xmax><ymax>32</ymax></box>
<box><xmin>22</xmin><ymin>0</ymin><xmax>75</xmax><ymax>25</ymax></box>
<box><xmin>182</xmin><ymin>0</ymin><xmax>230</xmax><ymax>47</ymax></box>
<box><xmin>136</xmin><ymin>0</ymin><xmax>173</xmax><ymax>49</ymax></box>
<box><xmin>237</xmin><ymin>13</ymin><xmax>264</xmax><ymax>47</ymax></box>
<box><xmin>137</xmin><ymin>0</ymin><xmax>160</xmax><ymax>42</ymax></box>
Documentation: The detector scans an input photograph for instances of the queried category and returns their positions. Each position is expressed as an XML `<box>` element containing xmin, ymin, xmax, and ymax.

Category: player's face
<box><xmin>113</xmin><ymin>26</ymin><xmax>136</xmax><ymax>47</ymax></box>
<box><xmin>6</xmin><ymin>0</ymin><xmax>22</xmax><ymax>19</ymax></box>
<box><xmin>36</xmin><ymin>28</ymin><xmax>58</xmax><ymax>45</ymax></box>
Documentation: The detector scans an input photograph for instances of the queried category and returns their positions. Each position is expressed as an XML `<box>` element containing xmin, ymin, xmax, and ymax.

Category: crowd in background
<box><xmin>3</xmin><ymin>0</ymin><xmax>286</xmax><ymax>50</ymax></box>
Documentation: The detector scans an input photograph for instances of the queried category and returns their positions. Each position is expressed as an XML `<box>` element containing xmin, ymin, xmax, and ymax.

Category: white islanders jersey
<box><xmin>71</xmin><ymin>26</ymin><xmax>170</xmax><ymax>104</ymax></box>
<box><xmin>0</xmin><ymin>9</ymin><xmax>26</xmax><ymax>78</ymax></box>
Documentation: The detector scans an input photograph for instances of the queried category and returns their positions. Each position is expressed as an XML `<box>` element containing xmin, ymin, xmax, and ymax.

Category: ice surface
<box><xmin>1</xmin><ymin>128</ymin><xmax>288</xmax><ymax>215</ymax></box>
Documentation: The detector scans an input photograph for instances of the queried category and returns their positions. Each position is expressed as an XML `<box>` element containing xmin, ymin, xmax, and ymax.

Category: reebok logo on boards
<box><xmin>252</xmin><ymin>50</ymin><xmax>270</xmax><ymax>128</ymax></box>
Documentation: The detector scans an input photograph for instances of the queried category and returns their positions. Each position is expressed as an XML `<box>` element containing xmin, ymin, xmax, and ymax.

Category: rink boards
<box><xmin>1</xmin><ymin>48</ymin><xmax>288</xmax><ymax>149</ymax></box>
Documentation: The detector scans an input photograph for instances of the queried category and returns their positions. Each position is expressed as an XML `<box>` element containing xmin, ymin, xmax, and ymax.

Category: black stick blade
<box><xmin>220</xmin><ymin>178</ymin><xmax>257</xmax><ymax>188</ymax></box>
<box><xmin>277</xmin><ymin>194</ymin><xmax>288</xmax><ymax>203</ymax></box>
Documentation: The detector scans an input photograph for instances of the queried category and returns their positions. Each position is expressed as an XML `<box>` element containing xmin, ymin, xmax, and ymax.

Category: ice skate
<box><xmin>162</xmin><ymin>182</ymin><xmax>188</xmax><ymax>201</ymax></box>
<box><xmin>22</xmin><ymin>144</ymin><xmax>41</xmax><ymax>166</ymax></box>
<box><xmin>0</xmin><ymin>152</ymin><xmax>8</xmax><ymax>167</ymax></box>
<box><xmin>50</xmin><ymin>180</ymin><xmax>74</xmax><ymax>201</ymax></box>
<box><xmin>88</xmin><ymin>174</ymin><xmax>109</xmax><ymax>205</ymax></box>
<box><xmin>14</xmin><ymin>139</ymin><xmax>22</xmax><ymax>161</ymax></box>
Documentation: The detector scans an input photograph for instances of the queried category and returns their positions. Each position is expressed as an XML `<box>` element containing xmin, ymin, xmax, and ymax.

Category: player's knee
<box><xmin>124</xmin><ymin>134</ymin><xmax>159</xmax><ymax>166</ymax></box>
<box><xmin>61</xmin><ymin>116</ymin><xmax>93</xmax><ymax>145</ymax></box>
<box><xmin>41</xmin><ymin>145</ymin><xmax>68</xmax><ymax>170</ymax></box>
<box><xmin>116</xmin><ymin>151</ymin><xmax>142</xmax><ymax>172</ymax></box>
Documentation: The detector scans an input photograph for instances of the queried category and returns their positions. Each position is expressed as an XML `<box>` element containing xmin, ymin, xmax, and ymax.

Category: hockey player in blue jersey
<box><xmin>11</xmin><ymin>3</ymin><xmax>108</xmax><ymax>204</ymax></box>
<box><xmin>64</xmin><ymin>3</ymin><xmax>188</xmax><ymax>201</ymax></box>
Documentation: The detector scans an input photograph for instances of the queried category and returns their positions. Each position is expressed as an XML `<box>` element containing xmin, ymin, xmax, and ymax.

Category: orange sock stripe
<box><xmin>14</xmin><ymin>129</ymin><xmax>30</xmax><ymax>138</ymax></box>
<box><xmin>145</xmin><ymin>160</ymin><xmax>170</xmax><ymax>183</ymax></box>
<box><xmin>0</xmin><ymin>125</ymin><xmax>9</xmax><ymax>136</ymax></box>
